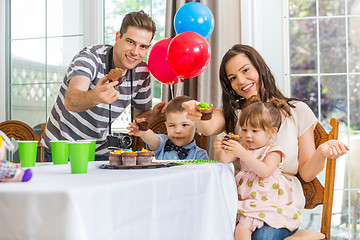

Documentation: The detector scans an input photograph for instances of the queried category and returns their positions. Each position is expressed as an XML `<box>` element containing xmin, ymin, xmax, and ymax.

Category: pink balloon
<box><xmin>148</xmin><ymin>38</ymin><xmax>179</xmax><ymax>85</ymax></box>
<box><xmin>167</xmin><ymin>32</ymin><xmax>211</xmax><ymax>79</ymax></box>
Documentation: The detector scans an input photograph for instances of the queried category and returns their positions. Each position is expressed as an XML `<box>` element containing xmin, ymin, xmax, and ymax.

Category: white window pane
<box><xmin>349</xmin><ymin>16</ymin><xmax>360</xmax><ymax>73</ymax></box>
<box><xmin>152</xmin><ymin>0</ymin><xmax>166</xmax><ymax>40</ymax></box>
<box><xmin>348</xmin><ymin>0</ymin><xmax>360</xmax><ymax>16</ymax></box>
<box><xmin>11</xmin><ymin>83</ymin><xmax>47</xmax><ymax>125</ymax></box>
<box><xmin>320</xmin><ymin>75</ymin><xmax>347</xmax><ymax>124</ymax></box>
<box><xmin>289</xmin><ymin>0</ymin><xmax>316</xmax><ymax>17</ymax></box>
<box><xmin>350</xmin><ymin>74</ymin><xmax>360</xmax><ymax>131</ymax></box>
<box><xmin>104</xmin><ymin>0</ymin><xmax>151</xmax><ymax>35</ymax></box>
<box><xmin>11</xmin><ymin>39</ymin><xmax>46</xmax><ymax>84</ymax></box>
<box><xmin>319</xmin><ymin>18</ymin><xmax>346</xmax><ymax>73</ymax></box>
<box><xmin>289</xmin><ymin>19</ymin><xmax>317</xmax><ymax>74</ymax></box>
<box><xmin>47</xmin><ymin>0</ymin><xmax>83</xmax><ymax>37</ymax></box>
<box><xmin>47</xmin><ymin>83</ymin><xmax>62</xmax><ymax>116</ymax></box>
<box><xmin>11</xmin><ymin>0</ymin><xmax>45</xmax><ymax>39</ymax></box>
<box><xmin>319</xmin><ymin>0</ymin><xmax>345</xmax><ymax>16</ymax></box>
<box><xmin>47</xmin><ymin>36</ymin><xmax>84</xmax><ymax>83</ymax></box>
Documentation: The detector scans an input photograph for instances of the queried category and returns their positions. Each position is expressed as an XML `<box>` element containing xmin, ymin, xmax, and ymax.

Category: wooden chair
<box><xmin>0</xmin><ymin>120</ymin><xmax>46</xmax><ymax>162</ymax></box>
<box><xmin>132</xmin><ymin>116</ymin><xmax>208</xmax><ymax>151</ymax></box>
<box><xmin>285</xmin><ymin>118</ymin><xmax>340</xmax><ymax>240</ymax></box>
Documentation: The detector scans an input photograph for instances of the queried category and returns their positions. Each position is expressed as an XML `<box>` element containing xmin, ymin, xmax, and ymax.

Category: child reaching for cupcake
<box><xmin>128</xmin><ymin>96</ymin><xmax>209</xmax><ymax>160</ymax></box>
<box><xmin>214</xmin><ymin>96</ymin><xmax>302</xmax><ymax>240</ymax></box>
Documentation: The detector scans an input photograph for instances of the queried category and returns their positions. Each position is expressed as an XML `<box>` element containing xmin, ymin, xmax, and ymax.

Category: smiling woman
<box><xmin>225</xmin><ymin>53</ymin><xmax>260</xmax><ymax>100</ymax></box>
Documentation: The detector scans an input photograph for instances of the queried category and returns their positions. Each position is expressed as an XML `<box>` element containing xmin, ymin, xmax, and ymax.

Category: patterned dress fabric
<box><xmin>236</xmin><ymin>144</ymin><xmax>302</xmax><ymax>231</ymax></box>
<box><xmin>234</xmin><ymin>101</ymin><xmax>318</xmax><ymax>209</ymax></box>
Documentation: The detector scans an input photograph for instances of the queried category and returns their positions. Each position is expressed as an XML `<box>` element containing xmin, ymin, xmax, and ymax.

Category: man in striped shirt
<box><xmin>41</xmin><ymin>10</ymin><xmax>166</xmax><ymax>161</ymax></box>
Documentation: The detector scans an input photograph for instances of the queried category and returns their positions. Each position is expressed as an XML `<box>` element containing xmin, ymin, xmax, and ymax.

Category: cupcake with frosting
<box><xmin>136</xmin><ymin>148</ymin><xmax>155</xmax><ymax>165</ymax></box>
<box><xmin>107</xmin><ymin>68</ymin><xmax>124</xmax><ymax>86</ymax></box>
<box><xmin>195</xmin><ymin>102</ymin><xmax>214</xmax><ymax>120</ymax></box>
<box><xmin>223</xmin><ymin>132</ymin><xmax>241</xmax><ymax>143</ymax></box>
<box><xmin>109</xmin><ymin>149</ymin><xmax>123</xmax><ymax>165</ymax></box>
<box><xmin>121</xmin><ymin>149</ymin><xmax>137</xmax><ymax>166</ymax></box>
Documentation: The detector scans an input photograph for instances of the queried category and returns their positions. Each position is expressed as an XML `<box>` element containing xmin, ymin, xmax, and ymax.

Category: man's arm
<box><xmin>64</xmin><ymin>75</ymin><xmax>120</xmax><ymax>112</ymax></box>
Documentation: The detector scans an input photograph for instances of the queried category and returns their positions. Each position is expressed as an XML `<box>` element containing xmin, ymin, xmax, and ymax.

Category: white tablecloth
<box><xmin>0</xmin><ymin>161</ymin><xmax>237</xmax><ymax>240</ymax></box>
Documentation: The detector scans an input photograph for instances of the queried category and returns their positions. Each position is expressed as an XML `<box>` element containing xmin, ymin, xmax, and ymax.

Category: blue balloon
<box><xmin>174</xmin><ymin>2</ymin><xmax>215</xmax><ymax>39</ymax></box>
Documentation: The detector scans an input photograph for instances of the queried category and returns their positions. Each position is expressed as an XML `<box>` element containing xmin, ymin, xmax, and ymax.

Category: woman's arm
<box><xmin>298</xmin><ymin>125</ymin><xmax>349</xmax><ymax>182</ymax></box>
<box><xmin>182</xmin><ymin>100</ymin><xmax>226</xmax><ymax>136</ymax></box>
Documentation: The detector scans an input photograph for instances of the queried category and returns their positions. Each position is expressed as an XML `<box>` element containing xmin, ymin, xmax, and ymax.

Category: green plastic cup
<box><xmin>88</xmin><ymin>140</ymin><xmax>96</xmax><ymax>161</ymax></box>
<box><xmin>68</xmin><ymin>142</ymin><xmax>91</xmax><ymax>174</ymax></box>
<box><xmin>51</xmin><ymin>141</ymin><xmax>69</xmax><ymax>165</ymax></box>
<box><xmin>77</xmin><ymin>139</ymin><xmax>96</xmax><ymax>162</ymax></box>
<box><xmin>18</xmin><ymin>140</ymin><xmax>38</xmax><ymax>167</ymax></box>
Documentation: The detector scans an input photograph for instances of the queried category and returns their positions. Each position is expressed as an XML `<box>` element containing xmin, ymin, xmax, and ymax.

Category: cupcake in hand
<box><xmin>223</xmin><ymin>132</ymin><xmax>241</xmax><ymax>143</ymax></box>
<box><xmin>195</xmin><ymin>102</ymin><xmax>214</xmax><ymax>120</ymax></box>
<box><xmin>135</xmin><ymin>118</ymin><xmax>149</xmax><ymax>131</ymax></box>
<box><xmin>107</xmin><ymin>68</ymin><xmax>124</xmax><ymax>86</ymax></box>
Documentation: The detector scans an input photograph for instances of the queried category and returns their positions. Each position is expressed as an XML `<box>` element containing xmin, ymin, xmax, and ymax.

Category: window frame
<box><xmin>0</xmin><ymin>0</ymin><xmax>8</xmax><ymax>122</ymax></box>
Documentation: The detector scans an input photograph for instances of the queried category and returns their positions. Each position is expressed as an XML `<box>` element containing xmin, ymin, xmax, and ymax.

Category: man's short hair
<box><xmin>164</xmin><ymin>95</ymin><xmax>194</xmax><ymax>120</ymax></box>
<box><xmin>119</xmin><ymin>10</ymin><xmax>156</xmax><ymax>40</ymax></box>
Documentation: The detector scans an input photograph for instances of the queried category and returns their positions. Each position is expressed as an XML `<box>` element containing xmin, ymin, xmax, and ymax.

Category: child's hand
<box><xmin>214</xmin><ymin>137</ymin><xmax>225</xmax><ymax>152</ymax></box>
<box><xmin>214</xmin><ymin>138</ymin><xmax>239</xmax><ymax>163</ymax></box>
<box><xmin>222</xmin><ymin>139</ymin><xmax>245</xmax><ymax>157</ymax></box>
<box><xmin>127</xmin><ymin>122</ymin><xmax>146</xmax><ymax>137</ymax></box>
<box><xmin>318</xmin><ymin>139</ymin><xmax>349</xmax><ymax>159</ymax></box>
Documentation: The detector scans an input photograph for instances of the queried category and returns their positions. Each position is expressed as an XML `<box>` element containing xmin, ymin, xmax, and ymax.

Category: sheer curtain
<box><xmin>163</xmin><ymin>0</ymin><xmax>241</xmax><ymax>157</ymax></box>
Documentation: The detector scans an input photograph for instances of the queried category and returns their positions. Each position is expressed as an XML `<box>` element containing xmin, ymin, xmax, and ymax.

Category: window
<box><xmin>5</xmin><ymin>0</ymin><xmax>166</xmax><ymax>159</ymax></box>
<box><xmin>288</xmin><ymin>0</ymin><xmax>360</xmax><ymax>238</ymax></box>
<box><xmin>6</xmin><ymin>0</ymin><xmax>165</xmax><ymax>128</ymax></box>
<box><xmin>8</xmin><ymin>0</ymin><xmax>84</xmax><ymax>129</ymax></box>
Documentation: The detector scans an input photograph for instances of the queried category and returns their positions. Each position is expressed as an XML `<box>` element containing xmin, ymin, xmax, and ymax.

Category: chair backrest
<box><xmin>132</xmin><ymin>117</ymin><xmax>208</xmax><ymax>151</ymax></box>
<box><xmin>0</xmin><ymin>120</ymin><xmax>46</xmax><ymax>162</ymax></box>
<box><xmin>296</xmin><ymin>118</ymin><xmax>339</xmax><ymax>239</ymax></box>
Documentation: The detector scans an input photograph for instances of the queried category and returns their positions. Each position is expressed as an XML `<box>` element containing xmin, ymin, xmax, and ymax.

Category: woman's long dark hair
<box><xmin>219</xmin><ymin>44</ymin><xmax>298</xmax><ymax>133</ymax></box>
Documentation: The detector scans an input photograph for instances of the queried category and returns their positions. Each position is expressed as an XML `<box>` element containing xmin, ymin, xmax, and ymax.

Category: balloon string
<box><xmin>170</xmin><ymin>84</ymin><xmax>174</xmax><ymax>100</ymax></box>
<box><xmin>176</xmin><ymin>78</ymin><xmax>183</xmax><ymax>97</ymax></box>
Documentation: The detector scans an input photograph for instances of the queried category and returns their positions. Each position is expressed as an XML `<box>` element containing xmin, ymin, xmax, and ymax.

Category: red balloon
<box><xmin>167</xmin><ymin>32</ymin><xmax>211</xmax><ymax>79</ymax></box>
<box><xmin>148</xmin><ymin>38</ymin><xmax>179</xmax><ymax>85</ymax></box>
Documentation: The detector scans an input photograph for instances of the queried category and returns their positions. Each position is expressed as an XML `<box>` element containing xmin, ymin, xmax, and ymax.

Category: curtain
<box><xmin>163</xmin><ymin>0</ymin><xmax>241</xmax><ymax>158</ymax></box>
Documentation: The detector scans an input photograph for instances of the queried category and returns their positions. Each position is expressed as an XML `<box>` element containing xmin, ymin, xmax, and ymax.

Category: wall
<box><xmin>241</xmin><ymin>0</ymin><xmax>286</xmax><ymax>94</ymax></box>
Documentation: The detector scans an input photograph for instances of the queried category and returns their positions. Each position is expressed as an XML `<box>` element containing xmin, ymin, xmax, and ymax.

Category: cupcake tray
<box><xmin>100</xmin><ymin>162</ymin><xmax>180</xmax><ymax>170</ymax></box>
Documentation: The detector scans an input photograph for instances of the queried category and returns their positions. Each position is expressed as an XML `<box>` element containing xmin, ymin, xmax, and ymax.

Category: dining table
<box><xmin>0</xmin><ymin>161</ymin><xmax>238</xmax><ymax>240</ymax></box>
